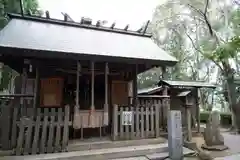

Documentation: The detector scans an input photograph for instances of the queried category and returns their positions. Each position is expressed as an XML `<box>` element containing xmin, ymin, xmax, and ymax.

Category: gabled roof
<box><xmin>158</xmin><ymin>80</ymin><xmax>216</xmax><ymax>88</ymax></box>
<box><xmin>0</xmin><ymin>13</ymin><xmax>177</xmax><ymax>66</ymax></box>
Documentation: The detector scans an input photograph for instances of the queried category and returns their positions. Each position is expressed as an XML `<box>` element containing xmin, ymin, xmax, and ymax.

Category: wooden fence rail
<box><xmin>112</xmin><ymin>98</ymin><xmax>169</xmax><ymax>140</ymax></box>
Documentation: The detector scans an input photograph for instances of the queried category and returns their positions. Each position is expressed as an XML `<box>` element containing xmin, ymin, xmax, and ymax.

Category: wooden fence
<box><xmin>112</xmin><ymin>97</ymin><xmax>169</xmax><ymax>140</ymax></box>
<box><xmin>0</xmin><ymin>100</ymin><xmax>71</xmax><ymax>155</ymax></box>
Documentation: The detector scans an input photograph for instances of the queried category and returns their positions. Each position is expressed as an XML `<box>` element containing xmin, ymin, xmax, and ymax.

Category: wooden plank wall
<box><xmin>112</xmin><ymin>98</ymin><xmax>168</xmax><ymax>140</ymax></box>
<box><xmin>0</xmin><ymin>104</ymin><xmax>71</xmax><ymax>155</ymax></box>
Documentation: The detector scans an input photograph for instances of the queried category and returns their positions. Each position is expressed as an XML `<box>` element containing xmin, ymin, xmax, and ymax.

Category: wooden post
<box><xmin>21</xmin><ymin>62</ymin><xmax>28</xmax><ymax>116</ymax></box>
<box><xmin>33</xmin><ymin>66</ymin><xmax>40</xmax><ymax>108</ymax></box>
<box><xmin>73</xmin><ymin>61</ymin><xmax>81</xmax><ymax>129</ymax></box>
<box><xmin>113</xmin><ymin>104</ymin><xmax>118</xmax><ymax>140</ymax></box>
<box><xmin>162</xmin><ymin>66</ymin><xmax>169</xmax><ymax>131</ymax></box>
<box><xmin>186</xmin><ymin>105</ymin><xmax>192</xmax><ymax>142</ymax></box>
<box><xmin>90</xmin><ymin>61</ymin><xmax>95</xmax><ymax>127</ymax></box>
<box><xmin>104</xmin><ymin>62</ymin><xmax>109</xmax><ymax>126</ymax></box>
<box><xmin>196</xmin><ymin>88</ymin><xmax>200</xmax><ymax>133</ymax></box>
<box><xmin>128</xmin><ymin>81</ymin><xmax>133</xmax><ymax>105</ymax></box>
<box><xmin>76</xmin><ymin>62</ymin><xmax>81</xmax><ymax>107</ymax></box>
<box><xmin>132</xmin><ymin>64</ymin><xmax>138</xmax><ymax>107</ymax></box>
<box><xmin>0</xmin><ymin>62</ymin><xmax>3</xmax><ymax>82</ymax></box>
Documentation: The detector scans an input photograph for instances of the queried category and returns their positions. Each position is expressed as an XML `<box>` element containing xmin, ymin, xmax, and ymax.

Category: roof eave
<box><xmin>158</xmin><ymin>80</ymin><xmax>216</xmax><ymax>89</ymax></box>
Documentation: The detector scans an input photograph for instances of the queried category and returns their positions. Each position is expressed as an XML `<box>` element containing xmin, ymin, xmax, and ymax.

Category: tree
<box><xmin>152</xmin><ymin>0</ymin><xmax>240</xmax><ymax>130</ymax></box>
<box><xmin>0</xmin><ymin>0</ymin><xmax>42</xmax><ymax>91</ymax></box>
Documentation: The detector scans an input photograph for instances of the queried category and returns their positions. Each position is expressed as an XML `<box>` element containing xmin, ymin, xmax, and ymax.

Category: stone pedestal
<box><xmin>202</xmin><ymin>111</ymin><xmax>228</xmax><ymax>151</ymax></box>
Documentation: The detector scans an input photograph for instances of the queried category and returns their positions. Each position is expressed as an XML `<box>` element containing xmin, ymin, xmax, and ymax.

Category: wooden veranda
<box><xmin>0</xmin><ymin>12</ymin><xmax>177</xmax><ymax>155</ymax></box>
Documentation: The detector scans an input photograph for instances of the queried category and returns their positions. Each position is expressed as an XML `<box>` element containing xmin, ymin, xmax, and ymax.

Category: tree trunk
<box><xmin>226</xmin><ymin>76</ymin><xmax>238</xmax><ymax>131</ymax></box>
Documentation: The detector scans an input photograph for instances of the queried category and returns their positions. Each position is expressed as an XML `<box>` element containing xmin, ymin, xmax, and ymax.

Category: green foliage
<box><xmin>230</xmin><ymin>9</ymin><xmax>240</xmax><ymax>35</ymax></box>
<box><xmin>209</xmin><ymin>36</ymin><xmax>240</xmax><ymax>62</ymax></box>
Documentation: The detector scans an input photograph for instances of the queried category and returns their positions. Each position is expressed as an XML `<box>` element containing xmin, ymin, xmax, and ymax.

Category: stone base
<box><xmin>201</xmin><ymin>144</ymin><xmax>228</xmax><ymax>151</ymax></box>
<box><xmin>183</xmin><ymin>141</ymin><xmax>197</xmax><ymax>151</ymax></box>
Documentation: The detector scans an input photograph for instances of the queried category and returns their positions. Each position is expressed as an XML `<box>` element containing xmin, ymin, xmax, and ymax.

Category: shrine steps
<box><xmin>2</xmin><ymin>138</ymin><xmax>195</xmax><ymax>160</ymax></box>
<box><xmin>68</xmin><ymin>137</ymin><xmax>167</xmax><ymax>151</ymax></box>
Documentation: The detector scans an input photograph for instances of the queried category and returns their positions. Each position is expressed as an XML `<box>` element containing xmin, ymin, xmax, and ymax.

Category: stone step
<box><xmin>2</xmin><ymin>143</ymin><xmax>195</xmax><ymax>160</ymax></box>
<box><xmin>68</xmin><ymin>137</ymin><xmax>167</xmax><ymax>151</ymax></box>
<box><xmin>111</xmin><ymin>147</ymin><xmax>195</xmax><ymax>160</ymax></box>
<box><xmin>3</xmin><ymin>143</ymin><xmax>169</xmax><ymax>160</ymax></box>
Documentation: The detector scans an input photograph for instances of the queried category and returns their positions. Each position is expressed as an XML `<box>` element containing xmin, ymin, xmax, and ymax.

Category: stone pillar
<box><xmin>202</xmin><ymin>111</ymin><xmax>228</xmax><ymax>150</ymax></box>
<box><xmin>103</xmin><ymin>62</ymin><xmax>109</xmax><ymax>126</ymax></box>
<box><xmin>168</xmin><ymin>110</ymin><xmax>183</xmax><ymax>160</ymax></box>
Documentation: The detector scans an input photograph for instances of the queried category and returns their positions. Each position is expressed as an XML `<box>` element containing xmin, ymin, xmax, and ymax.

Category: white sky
<box><xmin>38</xmin><ymin>0</ymin><xmax>166</xmax><ymax>30</ymax></box>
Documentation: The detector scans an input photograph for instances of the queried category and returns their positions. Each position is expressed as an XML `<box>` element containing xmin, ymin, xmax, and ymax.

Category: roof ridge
<box><xmin>8</xmin><ymin>13</ymin><xmax>152</xmax><ymax>38</ymax></box>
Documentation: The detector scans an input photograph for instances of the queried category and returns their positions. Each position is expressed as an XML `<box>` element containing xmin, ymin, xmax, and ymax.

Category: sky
<box><xmin>38</xmin><ymin>0</ymin><xmax>166</xmax><ymax>30</ymax></box>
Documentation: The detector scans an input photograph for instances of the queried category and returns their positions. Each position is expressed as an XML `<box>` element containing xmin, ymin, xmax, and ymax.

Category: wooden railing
<box><xmin>112</xmin><ymin>95</ymin><xmax>170</xmax><ymax>140</ymax></box>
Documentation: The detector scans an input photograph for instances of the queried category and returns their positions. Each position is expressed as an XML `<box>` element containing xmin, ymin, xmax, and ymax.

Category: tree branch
<box><xmin>204</xmin><ymin>0</ymin><xmax>209</xmax><ymax>14</ymax></box>
<box><xmin>182</xmin><ymin>24</ymin><xmax>224</xmax><ymax>72</ymax></box>
<box><xmin>187</xmin><ymin>0</ymin><xmax>214</xmax><ymax>38</ymax></box>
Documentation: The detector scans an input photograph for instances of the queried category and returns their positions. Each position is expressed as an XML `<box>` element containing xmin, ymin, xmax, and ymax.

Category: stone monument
<box><xmin>168</xmin><ymin>110</ymin><xmax>183</xmax><ymax>160</ymax></box>
<box><xmin>202</xmin><ymin>111</ymin><xmax>228</xmax><ymax>151</ymax></box>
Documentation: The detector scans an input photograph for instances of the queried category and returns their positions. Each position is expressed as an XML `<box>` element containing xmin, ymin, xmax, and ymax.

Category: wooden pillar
<box><xmin>104</xmin><ymin>62</ymin><xmax>109</xmax><ymax>126</ymax></box>
<box><xmin>162</xmin><ymin>66</ymin><xmax>169</xmax><ymax>130</ymax></box>
<box><xmin>196</xmin><ymin>88</ymin><xmax>200</xmax><ymax>133</ymax></box>
<box><xmin>186</xmin><ymin>105</ymin><xmax>192</xmax><ymax>142</ymax></box>
<box><xmin>76</xmin><ymin>62</ymin><xmax>81</xmax><ymax>108</ymax></box>
<box><xmin>21</xmin><ymin>60</ymin><xmax>28</xmax><ymax>116</ymax></box>
<box><xmin>132</xmin><ymin>64</ymin><xmax>138</xmax><ymax>107</ymax></box>
<box><xmin>33</xmin><ymin>66</ymin><xmax>40</xmax><ymax>109</ymax></box>
<box><xmin>0</xmin><ymin>62</ymin><xmax>3</xmax><ymax>81</ymax></box>
<box><xmin>90</xmin><ymin>61</ymin><xmax>95</xmax><ymax>127</ymax></box>
<box><xmin>128</xmin><ymin>81</ymin><xmax>133</xmax><ymax>105</ymax></box>
<box><xmin>91</xmin><ymin>61</ymin><xmax>95</xmax><ymax>110</ymax></box>
<box><xmin>73</xmin><ymin>61</ymin><xmax>81</xmax><ymax>129</ymax></box>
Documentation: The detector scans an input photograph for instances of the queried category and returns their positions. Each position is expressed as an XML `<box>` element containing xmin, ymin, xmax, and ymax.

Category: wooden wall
<box><xmin>111</xmin><ymin>80</ymin><xmax>129</xmax><ymax>106</ymax></box>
